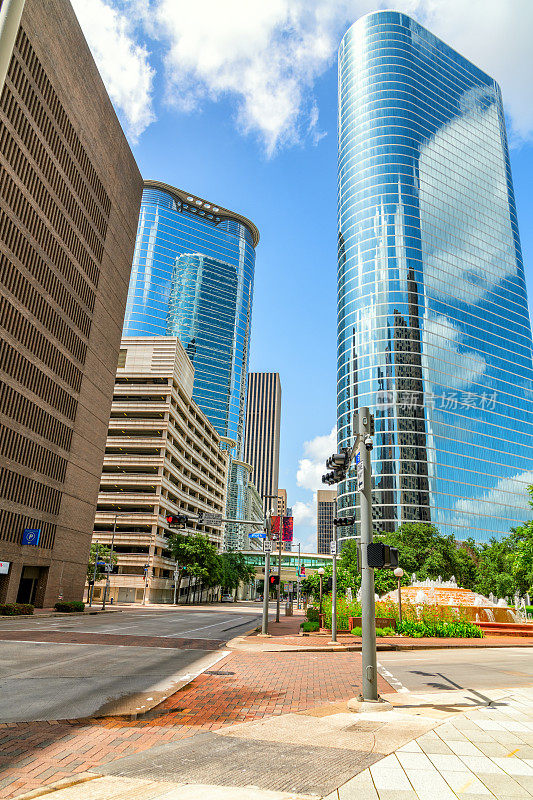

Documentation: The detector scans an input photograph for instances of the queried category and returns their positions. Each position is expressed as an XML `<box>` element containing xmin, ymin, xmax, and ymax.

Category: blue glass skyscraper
<box><xmin>124</xmin><ymin>181</ymin><xmax>259</xmax><ymax>544</ymax></box>
<box><xmin>337</xmin><ymin>12</ymin><xmax>533</xmax><ymax>542</ymax></box>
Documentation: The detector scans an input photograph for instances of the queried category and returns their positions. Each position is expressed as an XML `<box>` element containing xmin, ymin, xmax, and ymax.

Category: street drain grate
<box><xmin>204</xmin><ymin>670</ymin><xmax>235</xmax><ymax>675</ymax></box>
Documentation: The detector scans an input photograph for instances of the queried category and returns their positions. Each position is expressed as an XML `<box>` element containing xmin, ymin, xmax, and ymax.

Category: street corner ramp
<box><xmin>94</xmin><ymin>731</ymin><xmax>385</xmax><ymax>797</ymax></box>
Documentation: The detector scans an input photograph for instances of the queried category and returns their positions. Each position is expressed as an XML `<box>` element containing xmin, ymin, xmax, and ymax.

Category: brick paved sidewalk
<box><xmin>0</xmin><ymin>650</ymin><xmax>389</xmax><ymax>799</ymax></box>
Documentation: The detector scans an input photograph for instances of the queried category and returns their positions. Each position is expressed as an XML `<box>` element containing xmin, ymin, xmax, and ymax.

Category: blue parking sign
<box><xmin>22</xmin><ymin>528</ymin><xmax>41</xmax><ymax>546</ymax></box>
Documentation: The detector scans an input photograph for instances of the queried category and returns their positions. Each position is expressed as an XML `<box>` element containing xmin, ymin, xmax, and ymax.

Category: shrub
<box><xmin>322</xmin><ymin>596</ymin><xmax>362</xmax><ymax>630</ymax></box>
<box><xmin>376</xmin><ymin>626</ymin><xmax>395</xmax><ymax>637</ymax></box>
<box><xmin>306</xmin><ymin>607</ymin><xmax>319</xmax><ymax>624</ymax></box>
<box><xmin>0</xmin><ymin>603</ymin><xmax>34</xmax><ymax>616</ymax></box>
<box><xmin>398</xmin><ymin>619</ymin><xmax>483</xmax><ymax>638</ymax></box>
<box><xmin>351</xmin><ymin>626</ymin><xmax>362</xmax><ymax>636</ymax></box>
<box><xmin>54</xmin><ymin>601</ymin><xmax>85</xmax><ymax>613</ymax></box>
<box><xmin>301</xmin><ymin>620</ymin><xmax>319</xmax><ymax>632</ymax></box>
<box><xmin>526</xmin><ymin>606</ymin><xmax>533</xmax><ymax>615</ymax></box>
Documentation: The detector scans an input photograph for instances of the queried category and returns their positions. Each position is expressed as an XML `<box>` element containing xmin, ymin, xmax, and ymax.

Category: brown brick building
<box><xmin>0</xmin><ymin>0</ymin><xmax>142</xmax><ymax>605</ymax></box>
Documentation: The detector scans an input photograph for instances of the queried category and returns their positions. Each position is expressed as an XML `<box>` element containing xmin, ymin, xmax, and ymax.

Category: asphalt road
<box><xmin>0</xmin><ymin>603</ymin><xmax>264</xmax><ymax>639</ymax></box>
<box><xmin>379</xmin><ymin>647</ymin><xmax>533</xmax><ymax>693</ymax></box>
<box><xmin>0</xmin><ymin>605</ymin><xmax>263</xmax><ymax>723</ymax></box>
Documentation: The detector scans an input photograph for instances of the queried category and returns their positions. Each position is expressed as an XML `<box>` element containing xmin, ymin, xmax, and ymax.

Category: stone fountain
<box><xmin>382</xmin><ymin>576</ymin><xmax>519</xmax><ymax>624</ymax></box>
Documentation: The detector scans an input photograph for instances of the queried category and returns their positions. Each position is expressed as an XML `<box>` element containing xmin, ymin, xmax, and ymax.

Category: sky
<box><xmin>71</xmin><ymin>0</ymin><xmax>533</xmax><ymax>553</ymax></box>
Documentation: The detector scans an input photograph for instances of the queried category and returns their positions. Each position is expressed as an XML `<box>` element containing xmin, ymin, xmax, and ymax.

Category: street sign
<box><xmin>356</xmin><ymin>450</ymin><xmax>364</xmax><ymax>491</ymax></box>
<box><xmin>249</xmin><ymin>531</ymin><xmax>266</xmax><ymax>538</ymax></box>
<box><xmin>22</xmin><ymin>528</ymin><xmax>41</xmax><ymax>546</ymax></box>
<box><xmin>104</xmin><ymin>564</ymin><xmax>113</xmax><ymax>572</ymax></box>
<box><xmin>287</xmin><ymin>581</ymin><xmax>293</xmax><ymax>592</ymax></box>
<box><xmin>330</xmin><ymin>540</ymin><xmax>337</xmax><ymax>555</ymax></box>
<box><xmin>199</xmin><ymin>512</ymin><xmax>223</xmax><ymax>526</ymax></box>
<box><xmin>264</xmin><ymin>541</ymin><xmax>272</xmax><ymax>552</ymax></box>
<box><xmin>0</xmin><ymin>561</ymin><xmax>10</xmax><ymax>575</ymax></box>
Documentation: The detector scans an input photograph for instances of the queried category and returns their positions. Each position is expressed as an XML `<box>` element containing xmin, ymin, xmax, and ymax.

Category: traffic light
<box><xmin>322</xmin><ymin>448</ymin><xmax>351</xmax><ymax>485</ymax></box>
<box><xmin>366</xmin><ymin>543</ymin><xmax>399</xmax><ymax>569</ymax></box>
<box><xmin>269</xmin><ymin>575</ymin><xmax>279</xmax><ymax>588</ymax></box>
<box><xmin>334</xmin><ymin>516</ymin><xmax>355</xmax><ymax>527</ymax></box>
<box><xmin>166</xmin><ymin>513</ymin><xmax>189</xmax><ymax>527</ymax></box>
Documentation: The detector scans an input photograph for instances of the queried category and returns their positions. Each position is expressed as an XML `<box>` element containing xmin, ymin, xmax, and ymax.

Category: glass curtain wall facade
<box><xmin>337</xmin><ymin>11</ymin><xmax>533</xmax><ymax>543</ymax></box>
<box><xmin>123</xmin><ymin>182</ymin><xmax>259</xmax><ymax>546</ymax></box>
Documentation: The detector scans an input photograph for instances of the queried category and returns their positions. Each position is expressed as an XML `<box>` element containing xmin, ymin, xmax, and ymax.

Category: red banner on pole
<box><xmin>270</xmin><ymin>515</ymin><xmax>281</xmax><ymax>539</ymax></box>
<box><xmin>282</xmin><ymin>516</ymin><xmax>293</xmax><ymax>542</ymax></box>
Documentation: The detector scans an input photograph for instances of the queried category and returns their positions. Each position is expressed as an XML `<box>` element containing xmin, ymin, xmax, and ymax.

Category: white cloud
<box><xmin>409</xmin><ymin>0</ymin><xmax>533</xmax><ymax>146</ymax></box>
<box><xmin>453</xmin><ymin>470</ymin><xmax>533</xmax><ymax>524</ymax></box>
<box><xmin>422</xmin><ymin>314</ymin><xmax>486</xmax><ymax>391</ymax></box>
<box><xmin>290</xmin><ymin>427</ymin><xmax>337</xmax><ymax>553</ymax></box>
<box><xmin>132</xmin><ymin>0</ymin><xmax>533</xmax><ymax>154</ymax></box>
<box><xmin>74</xmin><ymin>1</ymin><xmax>533</xmax><ymax>153</ymax></box>
<box><xmin>296</xmin><ymin>426</ymin><xmax>337</xmax><ymax>490</ymax></box>
<box><xmin>72</xmin><ymin>0</ymin><xmax>155</xmax><ymax>143</ymax></box>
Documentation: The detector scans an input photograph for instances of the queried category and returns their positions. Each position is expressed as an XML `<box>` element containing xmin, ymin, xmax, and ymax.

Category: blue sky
<box><xmin>73</xmin><ymin>0</ymin><xmax>533</xmax><ymax>552</ymax></box>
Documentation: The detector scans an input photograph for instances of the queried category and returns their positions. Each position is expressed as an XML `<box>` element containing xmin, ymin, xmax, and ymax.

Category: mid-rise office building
<box><xmin>123</xmin><ymin>181</ymin><xmax>258</xmax><ymax>549</ymax></box>
<box><xmin>337</xmin><ymin>11</ymin><xmax>533</xmax><ymax>542</ymax></box>
<box><xmin>91</xmin><ymin>337</ymin><xmax>229</xmax><ymax>604</ymax></box>
<box><xmin>244</xmin><ymin>372</ymin><xmax>282</xmax><ymax>512</ymax></box>
<box><xmin>317</xmin><ymin>490</ymin><xmax>336</xmax><ymax>555</ymax></box>
<box><xmin>0</xmin><ymin>0</ymin><xmax>142</xmax><ymax>606</ymax></box>
<box><xmin>277</xmin><ymin>489</ymin><xmax>287</xmax><ymax>517</ymax></box>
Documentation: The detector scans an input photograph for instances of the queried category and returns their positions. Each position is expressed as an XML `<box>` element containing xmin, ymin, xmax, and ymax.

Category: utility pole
<box><xmin>357</xmin><ymin>407</ymin><xmax>378</xmax><ymax>702</ymax></box>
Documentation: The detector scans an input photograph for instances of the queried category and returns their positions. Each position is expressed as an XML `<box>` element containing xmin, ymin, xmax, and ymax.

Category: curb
<box><xmin>11</xmin><ymin>773</ymin><xmax>99</xmax><ymax>799</ymax></box>
<box><xmin>232</xmin><ymin>638</ymin><xmax>533</xmax><ymax>653</ymax></box>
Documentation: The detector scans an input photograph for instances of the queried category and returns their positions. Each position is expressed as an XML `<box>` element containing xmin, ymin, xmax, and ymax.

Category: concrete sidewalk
<box><xmin>12</xmin><ymin>686</ymin><xmax>533</xmax><ymax>800</ymax></box>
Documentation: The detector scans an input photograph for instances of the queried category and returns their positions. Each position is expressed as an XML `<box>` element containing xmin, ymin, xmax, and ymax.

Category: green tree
<box><xmin>168</xmin><ymin>532</ymin><xmax>222</xmax><ymax>603</ymax></box>
<box><xmin>475</xmin><ymin>486</ymin><xmax>533</xmax><ymax>598</ymax></box>
<box><xmin>381</xmin><ymin>522</ymin><xmax>470</xmax><ymax>582</ymax></box>
<box><xmin>509</xmin><ymin>485</ymin><xmax>533</xmax><ymax>595</ymax></box>
<box><xmin>474</xmin><ymin>537</ymin><xmax>514</xmax><ymax>599</ymax></box>
<box><xmin>87</xmin><ymin>542</ymin><xmax>116</xmax><ymax>583</ymax></box>
<box><xmin>219</xmin><ymin>552</ymin><xmax>255</xmax><ymax>601</ymax></box>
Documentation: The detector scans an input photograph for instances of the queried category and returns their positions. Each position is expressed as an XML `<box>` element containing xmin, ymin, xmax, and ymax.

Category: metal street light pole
<box><xmin>173</xmin><ymin>562</ymin><xmax>179</xmax><ymax>605</ymax></box>
<box><xmin>394</xmin><ymin>567</ymin><xmax>404</xmax><ymax>625</ymax></box>
<box><xmin>102</xmin><ymin>516</ymin><xmax>116</xmax><ymax>611</ymax></box>
<box><xmin>297</xmin><ymin>542</ymin><xmax>301</xmax><ymax>610</ymax></box>
<box><xmin>358</xmin><ymin>407</ymin><xmax>378</xmax><ymax>702</ymax></box>
<box><xmin>276</xmin><ymin>515</ymin><xmax>282</xmax><ymax>622</ymax></box>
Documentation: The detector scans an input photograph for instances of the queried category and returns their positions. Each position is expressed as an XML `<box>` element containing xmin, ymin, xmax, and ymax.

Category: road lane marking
<box><xmin>167</xmin><ymin>616</ymin><xmax>255</xmax><ymax>637</ymax></box>
<box><xmin>377</xmin><ymin>660</ymin><xmax>409</xmax><ymax>693</ymax></box>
